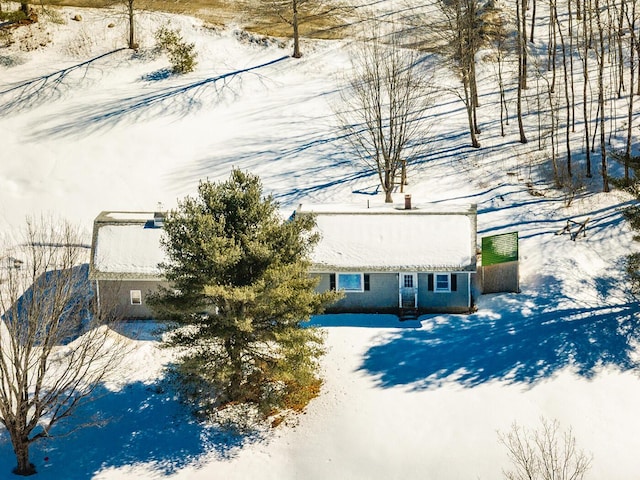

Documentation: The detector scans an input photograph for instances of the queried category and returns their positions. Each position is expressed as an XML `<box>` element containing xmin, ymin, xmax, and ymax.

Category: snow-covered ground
<box><xmin>1</xmin><ymin>4</ymin><xmax>640</xmax><ymax>479</ymax></box>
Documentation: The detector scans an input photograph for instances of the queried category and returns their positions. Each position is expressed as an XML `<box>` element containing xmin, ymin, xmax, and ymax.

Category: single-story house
<box><xmin>89</xmin><ymin>199</ymin><xmax>479</xmax><ymax>319</ymax></box>
<box><xmin>89</xmin><ymin>211</ymin><xmax>168</xmax><ymax>319</ymax></box>
<box><xmin>296</xmin><ymin>198</ymin><xmax>478</xmax><ymax>315</ymax></box>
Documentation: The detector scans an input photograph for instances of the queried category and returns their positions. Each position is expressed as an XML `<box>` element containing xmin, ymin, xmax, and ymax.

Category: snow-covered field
<box><xmin>1</xmin><ymin>4</ymin><xmax>640</xmax><ymax>479</ymax></box>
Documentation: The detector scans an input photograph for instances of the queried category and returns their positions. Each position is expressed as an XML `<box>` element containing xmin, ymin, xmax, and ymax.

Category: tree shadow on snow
<box><xmin>0</xmin><ymin>49</ymin><xmax>127</xmax><ymax>116</ymax></box>
<box><xmin>29</xmin><ymin>56</ymin><xmax>290</xmax><ymax>141</ymax></box>
<box><xmin>141</xmin><ymin>67</ymin><xmax>173</xmax><ymax>82</ymax></box>
<box><xmin>0</xmin><ymin>375</ymin><xmax>255</xmax><ymax>478</ymax></box>
<box><xmin>360</xmin><ymin>274</ymin><xmax>640</xmax><ymax>390</ymax></box>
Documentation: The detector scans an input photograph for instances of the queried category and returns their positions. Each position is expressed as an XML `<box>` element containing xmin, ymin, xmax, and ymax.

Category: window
<box><xmin>435</xmin><ymin>274</ymin><xmax>450</xmax><ymax>292</ymax></box>
<box><xmin>130</xmin><ymin>290</ymin><xmax>142</xmax><ymax>305</ymax></box>
<box><xmin>427</xmin><ymin>273</ymin><xmax>458</xmax><ymax>292</ymax></box>
<box><xmin>329</xmin><ymin>273</ymin><xmax>370</xmax><ymax>292</ymax></box>
<box><xmin>403</xmin><ymin>274</ymin><xmax>414</xmax><ymax>288</ymax></box>
<box><xmin>337</xmin><ymin>273</ymin><xmax>364</xmax><ymax>292</ymax></box>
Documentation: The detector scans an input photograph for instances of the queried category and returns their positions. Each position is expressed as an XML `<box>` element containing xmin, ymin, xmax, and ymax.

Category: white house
<box><xmin>89</xmin><ymin>211</ymin><xmax>168</xmax><ymax>319</ymax></box>
<box><xmin>89</xmin><ymin>199</ymin><xmax>479</xmax><ymax>319</ymax></box>
<box><xmin>296</xmin><ymin>198</ymin><xmax>478</xmax><ymax>316</ymax></box>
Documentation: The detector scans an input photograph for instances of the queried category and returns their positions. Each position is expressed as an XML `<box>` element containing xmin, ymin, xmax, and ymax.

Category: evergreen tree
<box><xmin>613</xmin><ymin>151</ymin><xmax>640</xmax><ymax>294</ymax></box>
<box><xmin>151</xmin><ymin>169</ymin><xmax>339</xmax><ymax>418</ymax></box>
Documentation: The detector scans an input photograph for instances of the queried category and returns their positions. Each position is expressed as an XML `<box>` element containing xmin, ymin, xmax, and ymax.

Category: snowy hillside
<box><xmin>1</xmin><ymin>3</ymin><xmax>640</xmax><ymax>479</ymax></box>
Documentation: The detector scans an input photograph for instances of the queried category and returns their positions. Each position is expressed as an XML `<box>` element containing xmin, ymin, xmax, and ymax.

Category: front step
<box><xmin>399</xmin><ymin>308</ymin><xmax>419</xmax><ymax>321</ymax></box>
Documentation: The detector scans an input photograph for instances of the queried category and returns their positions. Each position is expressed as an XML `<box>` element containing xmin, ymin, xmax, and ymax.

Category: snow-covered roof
<box><xmin>90</xmin><ymin>212</ymin><xmax>167</xmax><ymax>280</ymax></box>
<box><xmin>298</xmin><ymin>202</ymin><xmax>477</xmax><ymax>272</ymax></box>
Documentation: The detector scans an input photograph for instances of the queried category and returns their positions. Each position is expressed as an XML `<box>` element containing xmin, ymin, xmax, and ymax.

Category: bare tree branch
<box><xmin>0</xmin><ymin>216</ymin><xmax>128</xmax><ymax>476</ymax></box>
<box><xmin>335</xmin><ymin>20</ymin><xmax>433</xmax><ymax>203</ymax></box>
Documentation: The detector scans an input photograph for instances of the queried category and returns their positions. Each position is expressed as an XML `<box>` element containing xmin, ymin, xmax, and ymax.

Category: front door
<box><xmin>399</xmin><ymin>273</ymin><xmax>418</xmax><ymax>308</ymax></box>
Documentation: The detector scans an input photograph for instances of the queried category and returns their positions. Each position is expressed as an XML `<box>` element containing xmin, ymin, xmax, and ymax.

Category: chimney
<box><xmin>153</xmin><ymin>212</ymin><xmax>165</xmax><ymax>228</ymax></box>
<box><xmin>404</xmin><ymin>194</ymin><xmax>412</xmax><ymax>210</ymax></box>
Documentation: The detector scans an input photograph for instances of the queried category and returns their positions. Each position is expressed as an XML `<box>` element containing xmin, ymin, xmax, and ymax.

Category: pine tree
<box><xmin>613</xmin><ymin>152</ymin><xmax>640</xmax><ymax>294</ymax></box>
<box><xmin>151</xmin><ymin>169</ymin><xmax>339</xmax><ymax>418</ymax></box>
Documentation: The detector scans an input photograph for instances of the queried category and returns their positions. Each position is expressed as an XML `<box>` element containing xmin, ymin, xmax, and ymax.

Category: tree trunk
<box><xmin>470</xmin><ymin>54</ymin><xmax>480</xmax><ymax>133</ymax></box>
<box><xmin>12</xmin><ymin>434</ymin><xmax>35</xmax><ymax>476</ymax></box>
<box><xmin>547</xmin><ymin>80</ymin><xmax>560</xmax><ymax>186</ymax></box>
<box><xmin>583</xmin><ymin>0</ymin><xmax>592</xmax><ymax>176</ymax></box>
<box><xmin>384</xmin><ymin>167</ymin><xmax>394</xmax><ymax>202</ymax></box>
<box><xmin>497</xmin><ymin>44</ymin><xmax>507</xmax><ymax>136</ymax></box>
<box><xmin>464</xmin><ymin>76</ymin><xmax>480</xmax><ymax>147</ymax></box>
<box><xmin>530</xmin><ymin>0</ymin><xmax>537</xmax><ymax>42</ymax></box>
<box><xmin>517</xmin><ymin>58</ymin><xmax>527</xmax><ymax>143</ymax></box>
<box><xmin>556</xmin><ymin>4</ymin><xmax>572</xmax><ymax>178</ymax></box>
<box><xmin>292</xmin><ymin>0</ymin><xmax>301</xmax><ymax>58</ymax></box>
<box><xmin>630</xmin><ymin>0</ymin><xmax>640</xmax><ymax>97</ymax></box>
<box><xmin>225</xmin><ymin>337</ymin><xmax>243</xmax><ymax>402</ymax></box>
<box><xmin>400</xmin><ymin>160</ymin><xmax>407</xmax><ymax>191</ymax></box>
<box><xmin>576</xmin><ymin>0</ymin><xmax>582</xmax><ymax>20</ymax></box>
<box><xmin>521</xmin><ymin>0</ymin><xmax>528</xmax><ymax>89</ymax></box>
<box><xmin>516</xmin><ymin>0</ymin><xmax>528</xmax><ymax>143</ymax></box>
<box><xmin>128</xmin><ymin>0</ymin><xmax>135</xmax><ymax>49</ymax></box>
<box><xmin>549</xmin><ymin>0</ymin><xmax>557</xmax><ymax>93</ymax></box>
<box><xmin>626</xmin><ymin>0</ymin><xmax>636</xmax><ymax>181</ymax></box>
<box><xmin>568</xmin><ymin>0</ymin><xmax>576</xmax><ymax>132</ymax></box>
<box><xmin>617</xmin><ymin>1</ymin><xmax>625</xmax><ymax>98</ymax></box>
<box><xmin>384</xmin><ymin>189</ymin><xmax>393</xmax><ymax>203</ymax></box>
<box><xmin>595</xmin><ymin>0</ymin><xmax>609</xmax><ymax>192</ymax></box>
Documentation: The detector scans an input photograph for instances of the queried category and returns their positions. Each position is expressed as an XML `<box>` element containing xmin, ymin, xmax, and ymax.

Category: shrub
<box><xmin>0</xmin><ymin>9</ymin><xmax>27</xmax><ymax>22</ymax></box>
<box><xmin>155</xmin><ymin>25</ymin><xmax>197</xmax><ymax>74</ymax></box>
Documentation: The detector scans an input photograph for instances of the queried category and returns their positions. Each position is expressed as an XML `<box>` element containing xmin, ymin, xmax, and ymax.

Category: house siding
<box><xmin>417</xmin><ymin>272</ymin><xmax>471</xmax><ymax>313</ymax></box>
<box><xmin>481</xmin><ymin>261</ymin><xmax>519</xmax><ymax>293</ymax></box>
<box><xmin>315</xmin><ymin>271</ymin><xmax>473</xmax><ymax>314</ymax></box>
<box><xmin>97</xmin><ymin>279</ymin><xmax>168</xmax><ymax>319</ymax></box>
<box><xmin>315</xmin><ymin>273</ymin><xmax>400</xmax><ymax>313</ymax></box>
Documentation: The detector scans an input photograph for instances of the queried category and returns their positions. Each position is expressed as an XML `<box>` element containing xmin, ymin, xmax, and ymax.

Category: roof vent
<box><xmin>153</xmin><ymin>212</ymin><xmax>165</xmax><ymax>228</ymax></box>
<box><xmin>404</xmin><ymin>194</ymin><xmax>412</xmax><ymax>210</ymax></box>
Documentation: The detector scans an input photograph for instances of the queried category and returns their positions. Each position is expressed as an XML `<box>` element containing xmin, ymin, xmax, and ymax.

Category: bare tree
<box><xmin>336</xmin><ymin>26</ymin><xmax>433</xmax><ymax>203</ymax></box>
<box><xmin>492</xmin><ymin>11</ymin><xmax>510</xmax><ymax>136</ymax></box>
<box><xmin>516</xmin><ymin>0</ymin><xmax>528</xmax><ymax>143</ymax></box>
<box><xmin>260</xmin><ymin>0</ymin><xmax>345</xmax><ymax>58</ymax></box>
<box><xmin>434</xmin><ymin>0</ymin><xmax>483</xmax><ymax>147</ymax></box>
<box><xmin>0</xmin><ymin>217</ymin><xmax>125</xmax><ymax>476</ymax></box>
<box><xmin>553</xmin><ymin>0</ymin><xmax>573</xmax><ymax>178</ymax></box>
<box><xmin>633</xmin><ymin>1</ymin><xmax>640</xmax><ymax>95</ymax></box>
<box><xmin>594</xmin><ymin>0</ymin><xmax>610</xmax><ymax>192</ymax></box>
<box><xmin>101</xmin><ymin>0</ymin><xmax>137</xmax><ymax>49</ymax></box>
<box><xmin>498</xmin><ymin>417</ymin><xmax>592</xmax><ymax>480</ymax></box>
<box><xmin>580</xmin><ymin>0</ymin><xmax>593</xmax><ymax>178</ymax></box>
<box><xmin>624</xmin><ymin>0</ymin><xmax>637</xmax><ymax>180</ymax></box>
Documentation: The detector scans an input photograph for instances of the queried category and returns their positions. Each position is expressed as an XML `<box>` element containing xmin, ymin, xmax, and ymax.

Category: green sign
<box><xmin>482</xmin><ymin>232</ymin><xmax>518</xmax><ymax>266</ymax></box>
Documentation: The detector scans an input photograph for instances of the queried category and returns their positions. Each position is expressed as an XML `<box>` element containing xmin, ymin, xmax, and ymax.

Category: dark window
<box><xmin>451</xmin><ymin>274</ymin><xmax>458</xmax><ymax>291</ymax></box>
<box><xmin>427</xmin><ymin>273</ymin><xmax>434</xmax><ymax>291</ymax></box>
<box><xmin>364</xmin><ymin>274</ymin><xmax>370</xmax><ymax>291</ymax></box>
<box><xmin>329</xmin><ymin>273</ymin><xmax>336</xmax><ymax>291</ymax></box>
<box><xmin>435</xmin><ymin>274</ymin><xmax>450</xmax><ymax>292</ymax></box>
